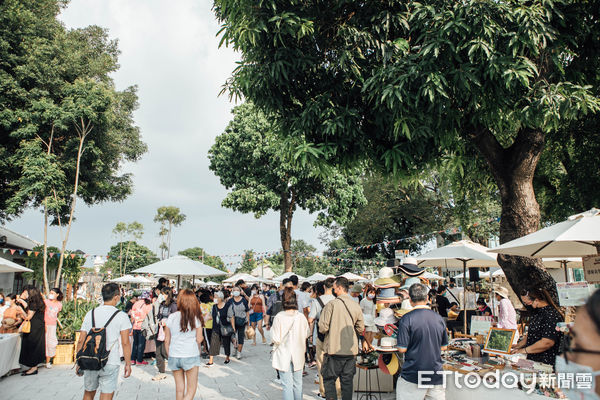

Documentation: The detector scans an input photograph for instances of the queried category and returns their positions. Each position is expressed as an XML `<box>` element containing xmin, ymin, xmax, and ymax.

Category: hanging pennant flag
<box><xmin>26</xmin><ymin>251</ymin><xmax>32</xmax><ymax>256</ymax></box>
<box><xmin>10</xmin><ymin>249</ymin><xmax>16</xmax><ymax>255</ymax></box>
<box><xmin>49</xmin><ymin>252</ymin><xmax>54</xmax><ymax>258</ymax></box>
<box><xmin>70</xmin><ymin>254</ymin><xmax>76</xmax><ymax>259</ymax></box>
<box><xmin>18</xmin><ymin>250</ymin><xmax>24</xmax><ymax>255</ymax></box>
<box><xmin>34</xmin><ymin>251</ymin><xmax>39</xmax><ymax>257</ymax></box>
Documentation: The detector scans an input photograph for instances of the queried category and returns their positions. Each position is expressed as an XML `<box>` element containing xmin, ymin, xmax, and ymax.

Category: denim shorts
<box><xmin>168</xmin><ymin>356</ymin><xmax>201</xmax><ymax>371</ymax></box>
<box><xmin>249</xmin><ymin>312</ymin><xmax>263</xmax><ymax>323</ymax></box>
<box><xmin>83</xmin><ymin>364</ymin><xmax>120</xmax><ymax>394</ymax></box>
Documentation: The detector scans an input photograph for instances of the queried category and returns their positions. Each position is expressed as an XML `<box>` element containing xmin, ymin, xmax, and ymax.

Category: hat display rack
<box><xmin>374</xmin><ymin>257</ymin><xmax>425</xmax><ymax>306</ymax></box>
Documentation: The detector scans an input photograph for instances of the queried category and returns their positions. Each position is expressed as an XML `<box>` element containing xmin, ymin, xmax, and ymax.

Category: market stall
<box><xmin>0</xmin><ymin>333</ymin><xmax>21</xmax><ymax>377</ymax></box>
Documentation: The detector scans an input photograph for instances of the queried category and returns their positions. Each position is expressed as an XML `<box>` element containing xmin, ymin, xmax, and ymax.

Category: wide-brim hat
<box><xmin>494</xmin><ymin>286</ymin><xmax>509</xmax><ymax>299</ymax></box>
<box><xmin>374</xmin><ymin>275</ymin><xmax>402</xmax><ymax>288</ymax></box>
<box><xmin>397</xmin><ymin>257</ymin><xmax>424</xmax><ymax>277</ymax></box>
<box><xmin>351</xmin><ymin>283</ymin><xmax>364</xmax><ymax>293</ymax></box>
<box><xmin>378</xmin><ymin>353</ymin><xmax>400</xmax><ymax>375</ymax></box>
<box><xmin>378</xmin><ymin>266</ymin><xmax>395</xmax><ymax>279</ymax></box>
<box><xmin>374</xmin><ymin>308</ymin><xmax>398</xmax><ymax>325</ymax></box>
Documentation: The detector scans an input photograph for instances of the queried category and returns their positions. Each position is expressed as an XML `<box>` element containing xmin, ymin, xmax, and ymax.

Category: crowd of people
<box><xmin>1</xmin><ymin>274</ymin><xmax>599</xmax><ymax>400</ymax></box>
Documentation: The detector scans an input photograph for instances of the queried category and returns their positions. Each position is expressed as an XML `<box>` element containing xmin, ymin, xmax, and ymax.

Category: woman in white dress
<box><xmin>360</xmin><ymin>284</ymin><xmax>377</xmax><ymax>349</ymax></box>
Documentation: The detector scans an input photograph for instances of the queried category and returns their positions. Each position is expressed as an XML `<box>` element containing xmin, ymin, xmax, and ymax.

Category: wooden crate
<box><xmin>53</xmin><ymin>343</ymin><xmax>75</xmax><ymax>365</ymax></box>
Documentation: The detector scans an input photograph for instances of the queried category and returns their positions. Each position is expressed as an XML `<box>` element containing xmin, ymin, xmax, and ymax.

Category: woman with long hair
<box><xmin>165</xmin><ymin>289</ymin><xmax>204</xmax><ymax>400</ymax></box>
<box><xmin>360</xmin><ymin>284</ymin><xmax>377</xmax><ymax>350</ymax></box>
<box><xmin>153</xmin><ymin>286</ymin><xmax>177</xmax><ymax>381</ymax></box>
<box><xmin>511</xmin><ymin>288</ymin><xmax>564</xmax><ymax>367</ymax></box>
<box><xmin>131</xmin><ymin>291</ymin><xmax>153</xmax><ymax>365</ymax></box>
<box><xmin>18</xmin><ymin>285</ymin><xmax>46</xmax><ymax>375</ymax></box>
<box><xmin>44</xmin><ymin>287</ymin><xmax>64</xmax><ymax>368</ymax></box>
<box><xmin>271</xmin><ymin>288</ymin><xmax>309</xmax><ymax>400</ymax></box>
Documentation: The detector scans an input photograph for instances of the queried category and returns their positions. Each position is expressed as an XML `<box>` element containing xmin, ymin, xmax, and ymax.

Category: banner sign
<box><xmin>557</xmin><ymin>282</ymin><xmax>592</xmax><ymax>307</ymax></box>
<box><xmin>583</xmin><ymin>255</ymin><xmax>600</xmax><ymax>283</ymax></box>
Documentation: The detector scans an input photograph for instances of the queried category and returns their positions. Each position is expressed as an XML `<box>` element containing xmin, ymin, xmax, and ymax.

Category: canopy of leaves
<box><xmin>0</xmin><ymin>0</ymin><xmax>146</xmax><ymax>222</ymax></box>
<box><xmin>104</xmin><ymin>241</ymin><xmax>159</xmax><ymax>276</ymax></box>
<box><xmin>179</xmin><ymin>247</ymin><xmax>227</xmax><ymax>272</ymax></box>
<box><xmin>208</xmin><ymin>102</ymin><xmax>366</xmax><ymax>226</ymax></box>
<box><xmin>214</xmin><ymin>0</ymin><xmax>599</xmax><ymax>176</ymax></box>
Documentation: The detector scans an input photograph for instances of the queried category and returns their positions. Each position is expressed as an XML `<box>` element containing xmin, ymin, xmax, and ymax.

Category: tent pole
<box><xmin>177</xmin><ymin>275</ymin><xmax>181</xmax><ymax>291</ymax></box>
<box><xmin>192</xmin><ymin>275</ymin><xmax>195</xmax><ymax>289</ymax></box>
<box><xmin>490</xmin><ymin>273</ymin><xmax>495</xmax><ymax>317</ymax></box>
<box><xmin>563</xmin><ymin>261</ymin><xmax>569</xmax><ymax>283</ymax></box>
<box><xmin>463</xmin><ymin>260</ymin><xmax>467</xmax><ymax>334</ymax></box>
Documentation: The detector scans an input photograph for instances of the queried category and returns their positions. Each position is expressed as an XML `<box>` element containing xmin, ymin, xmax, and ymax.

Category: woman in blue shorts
<box><xmin>249</xmin><ymin>285</ymin><xmax>267</xmax><ymax>345</ymax></box>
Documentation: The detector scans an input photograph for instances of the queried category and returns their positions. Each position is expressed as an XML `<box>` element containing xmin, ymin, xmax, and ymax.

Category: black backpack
<box><xmin>76</xmin><ymin>309</ymin><xmax>121</xmax><ymax>371</ymax></box>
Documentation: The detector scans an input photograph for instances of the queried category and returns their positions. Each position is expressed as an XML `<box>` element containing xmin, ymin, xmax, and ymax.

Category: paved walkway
<box><xmin>0</xmin><ymin>330</ymin><xmax>396</xmax><ymax>399</ymax></box>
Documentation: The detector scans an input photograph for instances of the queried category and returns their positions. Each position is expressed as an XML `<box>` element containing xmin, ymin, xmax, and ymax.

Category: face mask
<box><xmin>556</xmin><ymin>356</ymin><xmax>600</xmax><ymax>400</ymax></box>
<box><xmin>0</xmin><ymin>299</ymin><xmax>3</xmax><ymax>304</ymax></box>
<box><xmin>367</xmin><ymin>294</ymin><xmax>375</xmax><ymax>299</ymax></box>
<box><xmin>251</xmin><ymin>290</ymin><xmax>257</xmax><ymax>296</ymax></box>
<box><xmin>232</xmin><ymin>291</ymin><xmax>240</xmax><ymax>297</ymax></box>
<box><xmin>4</xmin><ymin>301</ymin><xmax>10</xmax><ymax>307</ymax></box>
<box><xmin>48</xmin><ymin>294</ymin><xmax>56</xmax><ymax>300</ymax></box>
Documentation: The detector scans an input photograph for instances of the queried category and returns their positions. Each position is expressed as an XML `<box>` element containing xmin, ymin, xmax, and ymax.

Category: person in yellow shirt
<box><xmin>447</xmin><ymin>302</ymin><xmax>460</xmax><ymax>320</ymax></box>
<box><xmin>199</xmin><ymin>292</ymin><xmax>214</xmax><ymax>357</ymax></box>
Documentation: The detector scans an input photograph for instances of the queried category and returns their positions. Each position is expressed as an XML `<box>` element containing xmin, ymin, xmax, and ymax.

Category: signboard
<box><xmin>583</xmin><ymin>255</ymin><xmax>600</xmax><ymax>283</ymax></box>
<box><xmin>395</xmin><ymin>249</ymin><xmax>409</xmax><ymax>260</ymax></box>
<box><xmin>470</xmin><ymin>315</ymin><xmax>493</xmax><ymax>336</ymax></box>
<box><xmin>557</xmin><ymin>282</ymin><xmax>592</xmax><ymax>307</ymax></box>
<box><xmin>483</xmin><ymin>328</ymin><xmax>516</xmax><ymax>355</ymax></box>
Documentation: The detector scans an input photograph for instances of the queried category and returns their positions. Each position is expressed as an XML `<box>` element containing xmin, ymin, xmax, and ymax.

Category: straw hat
<box><xmin>494</xmin><ymin>286</ymin><xmax>509</xmax><ymax>299</ymax></box>
<box><xmin>400</xmin><ymin>277</ymin><xmax>422</xmax><ymax>290</ymax></box>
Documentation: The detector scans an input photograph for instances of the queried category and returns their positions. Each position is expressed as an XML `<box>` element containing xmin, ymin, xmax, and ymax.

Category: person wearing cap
<box><xmin>396</xmin><ymin>283</ymin><xmax>448</xmax><ymax>400</ymax></box>
<box><xmin>131</xmin><ymin>291</ymin><xmax>153</xmax><ymax>365</ymax></box>
<box><xmin>494</xmin><ymin>287</ymin><xmax>518</xmax><ymax>333</ymax></box>
<box><xmin>350</xmin><ymin>283</ymin><xmax>363</xmax><ymax>304</ymax></box>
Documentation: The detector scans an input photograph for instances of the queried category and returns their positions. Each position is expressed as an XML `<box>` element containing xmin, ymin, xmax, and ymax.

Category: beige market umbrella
<box><xmin>0</xmin><ymin>257</ymin><xmax>33</xmax><ymax>273</ymax></box>
<box><xmin>340</xmin><ymin>272</ymin><xmax>364</xmax><ymax>282</ymax></box>
<box><xmin>542</xmin><ymin>258</ymin><xmax>582</xmax><ymax>282</ymax></box>
<box><xmin>132</xmin><ymin>255</ymin><xmax>227</xmax><ymax>289</ymax></box>
<box><xmin>273</xmin><ymin>272</ymin><xmax>306</xmax><ymax>282</ymax></box>
<box><xmin>417</xmin><ymin>240</ymin><xmax>499</xmax><ymax>333</ymax></box>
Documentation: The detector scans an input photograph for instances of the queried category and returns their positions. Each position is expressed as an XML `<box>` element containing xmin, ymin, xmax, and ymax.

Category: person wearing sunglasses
<box><xmin>511</xmin><ymin>288</ymin><xmax>564</xmax><ymax>368</ymax></box>
<box><xmin>556</xmin><ymin>288</ymin><xmax>600</xmax><ymax>400</ymax></box>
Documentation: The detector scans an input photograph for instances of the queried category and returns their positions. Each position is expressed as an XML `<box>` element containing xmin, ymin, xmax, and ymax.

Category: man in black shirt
<box><xmin>436</xmin><ymin>286</ymin><xmax>452</xmax><ymax>319</ymax></box>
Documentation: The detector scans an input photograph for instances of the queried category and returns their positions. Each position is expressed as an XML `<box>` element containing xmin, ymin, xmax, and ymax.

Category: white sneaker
<box><xmin>46</xmin><ymin>363</ymin><xmax>52</xmax><ymax>369</ymax></box>
<box><xmin>236</xmin><ymin>352</ymin><xmax>242</xmax><ymax>360</ymax></box>
<box><xmin>232</xmin><ymin>347</ymin><xmax>237</xmax><ymax>357</ymax></box>
<box><xmin>272</xmin><ymin>378</ymin><xmax>282</xmax><ymax>385</ymax></box>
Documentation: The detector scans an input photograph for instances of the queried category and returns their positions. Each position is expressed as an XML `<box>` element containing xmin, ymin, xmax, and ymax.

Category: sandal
<box><xmin>205</xmin><ymin>362</ymin><xmax>213</xmax><ymax>367</ymax></box>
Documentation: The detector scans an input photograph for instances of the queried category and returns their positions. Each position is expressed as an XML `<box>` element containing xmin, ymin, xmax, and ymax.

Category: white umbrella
<box><xmin>541</xmin><ymin>258</ymin><xmax>582</xmax><ymax>282</ymax></box>
<box><xmin>273</xmin><ymin>271</ymin><xmax>306</xmax><ymax>282</ymax></box>
<box><xmin>492</xmin><ymin>269</ymin><xmax>506</xmax><ymax>278</ymax></box>
<box><xmin>204</xmin><ymin>281</ymin><xmax>221</xmax><ymax>286</ymax></box>
<box><xmin>0</xmin><ymin>257</ymin><xmax>33</xmax><ymax>273</ymax></box>
<box><xmin>340</xmin><ymin>272</ymin><xmax>364</xmax><ymax>282</ymax></box>
<box><xmin>132</xmin><ymin>255</ymin><xmax>227</xmax><ymax>289</ymax></box>
<box><xmin>417</xmin><ymin>240</ymin><xmax>499</xmax><ymax>333</ymax></box>
<box><xmin>306</xmin><ymin>272</ymin><xmax>333</xmax><ymax>283</ymax></box>
<box><xmin>489</xmin><ymin>208</ymin><xmax>600</xmax><ymax>258</ymax></box>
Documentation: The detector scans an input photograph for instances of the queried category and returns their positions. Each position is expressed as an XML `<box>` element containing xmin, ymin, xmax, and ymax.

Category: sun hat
<box><xmin>375</xmin><ymin>287</ymin><xmax>401</xmax><ymax>304</ymax></box>
<box><xmin>378</xmin><ymin>352</ymin><xmax>400</xmax><ymax>375</ymax></box>
<box><xmin>374</xmin><ymin>307</ymin><xmax>398</xmax><ymax>326</ymax></box>
<box><xmin>400</xmin><ymin>277</ymin><xmax>421</xmax><ymax>290</ymax></box>
<box><xmin>374</xmin><ymin>267</ymin><xmax>402</xmax><ymax>287</ymax></box>
<box><xmin>397</xmin><ymin>257</ymin><xmax>424</xmax><ymax>277</ymax></box>
<box><xmin>494</xmin><ymin>286</ymin><xmax>509</xmax><ymax>299</ymax></box>
<box><xmin>376</xmin><ymin>336</ymin><xmax>398</xmax><ymax>352</ymax></box>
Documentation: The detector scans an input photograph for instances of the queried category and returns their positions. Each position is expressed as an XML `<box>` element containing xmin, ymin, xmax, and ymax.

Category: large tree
<box><xmin>103</xmin><ymin>241</ymin><xmax>159</xmax><ymax>276</ymax></box>
<box><xmin>1</xmin><ymin>0</ymin><xmax>146</xmax><ymax>288</ymax></box>
<box><xmin>214</xmin><ymin>0</ymin><xmax>600</xmax><ymax>297</ymax></box>
<box><xmin>154</xmin><ymin>206</ymin><xmax>186</xmax><ymax>259</ymax></box>
<box><xmin>179</xmin><ymin>247</ymin><xmax>227</xmax><ymax>272</ymax></box>
<box><xmin>208</xmin><ymin>103</ymin><xmax>366</xmax><ymax>272</ymax></box>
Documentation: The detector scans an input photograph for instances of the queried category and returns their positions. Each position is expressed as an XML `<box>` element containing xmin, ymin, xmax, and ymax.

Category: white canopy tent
<box><xmin>132</xmin><ymin>255</ymin><xmax>227</xmax><ymax>289</ymax></box>
<box><xmin>418</xmin><ymin>240</ymin><xmax>499</xmax><ymax>333</ymax></box>
<box><xmin>273</xmin><ymin>272</ymin><xmax>306</xmax><ymax>282</ymax></box>
<box><xmin>422</xmin><ymin>271</ymin><xmax>445</xmax><ymax>281</ymax></box>
<box><xmin>223</xmin><ymin>273</ymin><xmax>265</xmax><ymax>284</ymax></box>
<box><xmin>111</xmin><ymin>275</ymin><xmax>153</xmax><ymax>284</ymax></box>
<box><xmin>340</xmin><ymin>272</ymin><xmax>364</xmax><ymax>282</ymax></box>
<box><xmin>0</xmin><ymin>258</ymin><xmax>33</xmax><ymax>273</ymax></box>
<box><xmin>305</xmin><ymin>272</ymin><xmax>334</xmax><ymax>283</ymax></box>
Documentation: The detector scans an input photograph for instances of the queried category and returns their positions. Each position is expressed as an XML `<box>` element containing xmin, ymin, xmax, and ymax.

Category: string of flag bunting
<box><xmin>1</xmin><ymin>217</ymin><xmax>499</xmax><ymax>265</ymax></box>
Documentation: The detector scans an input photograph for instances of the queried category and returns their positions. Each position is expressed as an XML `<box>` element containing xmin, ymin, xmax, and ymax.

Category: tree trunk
<box><xmin>123</xmin><ymin>241</ymin><xmax>132</xmax><ymax>275</ymax></box>
<box><xmin>279</xmin><ymin>190</ymin><xmax>295</xmax><ymax>272</ymax></box>
<box><xmin>167</xmin><ymin>222</ymin><xmax>172</xmax><ymax>258</ymax></box>
<box><xmin>56</xmin><ymin>120</ymin><xmax>89</xmax><ymax>288</ymax></box>
<box><xmin>42</xmin><ymin>198</ymin><xmax>50</xmax><ymax>294</ymax></box>
<box><xmin>471</xmin><ymin>127</ymin><xmax>558</xmax><ymax>301</ymax></box>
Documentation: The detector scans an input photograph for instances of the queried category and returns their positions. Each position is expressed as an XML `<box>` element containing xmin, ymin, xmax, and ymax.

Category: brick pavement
<box><xmin>0</xmin><ymin>331</ymin><xmax>396</xmax><ymax>399</ymax></box>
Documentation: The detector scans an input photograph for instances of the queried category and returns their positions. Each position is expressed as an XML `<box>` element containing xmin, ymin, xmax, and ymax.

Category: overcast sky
<box><xmin>5</xmin><ymin>0</ymin><xmax>326</xmax><ymax>266</ymax></box>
